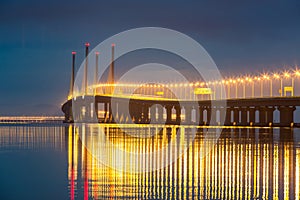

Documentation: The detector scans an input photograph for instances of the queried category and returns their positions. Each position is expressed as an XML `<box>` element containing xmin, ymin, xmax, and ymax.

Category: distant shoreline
<box><xmin>0</xmin><ymin>116</ymin><xmax>64</xmax><ymax>123</ymax></box>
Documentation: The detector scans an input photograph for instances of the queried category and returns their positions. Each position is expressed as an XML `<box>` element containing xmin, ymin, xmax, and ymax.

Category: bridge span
<box><xmin>62</xmin><ymin>43</ymin><xmax>300</xmax><ymax>127</ymax></box>
<box><xmin>62</xmin><ymin>95</ymin><xmax>300</xmax><ymax>127</ymax></box>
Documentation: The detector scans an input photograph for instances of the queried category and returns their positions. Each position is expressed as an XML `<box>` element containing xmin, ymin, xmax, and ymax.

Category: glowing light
<box><xmin>273</xmin><ymin>74</ymin><xmax>280</xmax><ymax>79</ymax></box>
<box><xmin>72</xmin><ymin>51</ymin><xmax>76</xmax><ymax>55</ymax></box>
<box><xmin>263</xmin><ymin>74</ymin><xmax>269</xmax><ymax>80</ymax></box>
<box><xmin>284</xmin><ymin>72</ymin><xmax>290</xmax><ymax>78</ymax></box>
<box><xmin>95</xmin><ymin>51</ymin><xmax>100</xmax><ymax>55</ymax></box>
<box><xmin>85</xmin><ymin>42</ymin><xmax>90</xmax><ymax>47</ymax></box>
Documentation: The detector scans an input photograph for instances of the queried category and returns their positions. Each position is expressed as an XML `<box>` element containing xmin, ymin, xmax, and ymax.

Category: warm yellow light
<box><xmin>284</xmin><ymin>72</ymin><xmax>290</xmax><ymax>78</ymax></box>
<box><xmin>295</xmin><ymin>71</ymin><xmax>300</xmax><ymax>76</ymax></box>
<box><xmin>263</xmin><ymin>74</ymin><xmax>269</xmax><ymax>79</ymax></box>
<box><xmin>273</xmin><ymin>74</ymin><xmax>280</xmax><ymax>79</ymax></box>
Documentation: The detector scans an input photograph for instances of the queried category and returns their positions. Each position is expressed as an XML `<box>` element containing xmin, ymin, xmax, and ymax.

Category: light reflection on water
<box><xmin>0</xmin><ymin>124</ymin><xmax>299</xmax><ymax>199</ymax></box>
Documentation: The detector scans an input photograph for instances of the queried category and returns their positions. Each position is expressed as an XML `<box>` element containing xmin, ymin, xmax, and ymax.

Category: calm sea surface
<box><xmin>0</xmin><ymin>123</ymin><xmax>299</xmax><ymax>200</ymax></box>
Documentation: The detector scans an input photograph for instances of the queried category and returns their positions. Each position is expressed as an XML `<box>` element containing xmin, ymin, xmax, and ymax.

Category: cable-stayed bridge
<box><xmin>62</xmin><ymin>43</ymin><xmax>300</xmax><ymax>127</ymax></box>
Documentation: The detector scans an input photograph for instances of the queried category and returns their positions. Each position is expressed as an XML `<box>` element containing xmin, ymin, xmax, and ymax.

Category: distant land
<box><xmin>0</xmin><ymin>104</ymin><xmax>62</xmax><ymax>116</ymax></box>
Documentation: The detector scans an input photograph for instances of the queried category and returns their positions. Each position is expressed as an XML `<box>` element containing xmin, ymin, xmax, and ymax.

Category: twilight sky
<box><xmin>1</xmin><ymin>0</ymin><xmax>300</xmax><ymax>115</ymax></box>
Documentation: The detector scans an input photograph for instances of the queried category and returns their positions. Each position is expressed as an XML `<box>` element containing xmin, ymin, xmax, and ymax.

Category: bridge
<box><xmin>62</xmin><ymin>43</ymin><xmax>300</xmax><ymax>127</ymax></box>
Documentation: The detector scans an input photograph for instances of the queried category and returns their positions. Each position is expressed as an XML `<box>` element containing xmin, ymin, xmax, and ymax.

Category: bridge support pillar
<box><xmin>166</xmin><ymin>105</ymin><xmax>172</xmax><ymax>124</ymax></box>
<box><xmin>175</xmin><ymin>106</ymin><xmax>181</xmax><ymax>124</ymax></box>
<box><xmin>259</xmin><ymin>107</ymin><xmax>267</xmax><ymax>126</ymax></box>
<box><xmin>210</xmin><ymin>107</ymin><xmax>217</xmax><ymax>125</ymax></box>
<box><xmin>142</xmin><ymin>104</ymin><xmax>150</xmax><ymax>123</ymax></box>
<box><xmin>218</xmin><ymin>107</ymin><xmax>226</xmax><ymax>125</ymax></box>
<box><xmin>240</xmin><ymin>108</ymin><xmax>248</xmax><ymax>126</ymax></box>
<box><xmin>150</xmin><ymin>105</ymin><xmax>156</xmax><ymax>123</ymax></box>
<box><xmin>94</xmin><ymin>102</ymin><xmax>98</xmax><ymax>121</ymax></box>
<box><xmin>278</xmin><ymin>106</ymin><xmax>296</xmax><ymax>127</ymax></box>
<box><xmin>224</xmin><ymin>108</ymin><xmax>232</xmax><ymax>125</ymax></box>
<box><xmin>157</xmin><ymin>105</ymin><xmax>163</xmax><ymax>123</ymax></box>
<box><xmin>249</xmin><ymin>107</ymin><xmax>256</xmax><ymax>126</ymax></box>
<box><xmin>205</xmin><ymin>107</ymin><xmax>211</xmax><ymax>125</ymax></box>
<box><xmin>184</xmin><ymin>106</ymin><xmax>192</xmax><ymax>124</ymax></box>
<box><xmin>104</xmin><ymin>103</ymin><xmax>108</xmax><ymax>122</ymax></box>
<box><xmin>266</xmin><ymin>107</ymin><xmax>275</xmax><ymax>126</ymax></box>
<box><xmin>199</xmin><ymin>106</ymin><xmax>204</xmax><ymax>125</ymax></box>
<box><xmin>233</xmin><ymin>108</ymin><xmax>239</xmax><ymax>125</ymax></box>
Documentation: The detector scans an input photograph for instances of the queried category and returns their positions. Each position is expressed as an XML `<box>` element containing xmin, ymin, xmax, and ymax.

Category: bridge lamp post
<box><xmin>233</xmin><ymin>80</ymin><xmax>237</xmax><ymax>98</ymax></box>
<box><xmin>256</xmin><ymin>77</ymin><xmax>263</xmax><ymax>97</ymax></box>
<box><xmin>189</xmin><ymin>83</ymin><xmax>193</xmax><ymax>100</ymax></box>
<box><xmin>250</xmin><ymin>78</ymin><xmax>254</xmax><ymax>98</ymax></box>
<box><xmin>221</xmin><ymin>80</ymin><xmax>225</xmax><ymax>99</ymax></box>
<box><xmin>263</xmin><ymin>75</ymin><xmax>271</xmax><ymax>97</ymax></box>
<box><xmin>245</xmin><ymin>77</ymin><xmax>253</xmax><ymax>98</ymax></box>
<box><xmin>273</xmin><ymin>73</ymin><xmax>281</xmax><ymax>97</ymax></box>
<box><xmin>212</xmin><ymin>81</ymin><xmax>217</xmax><ymax>100</ymax></box>
<box><xmin>284</xmin><ymin>72</ymin><xmax>290</xmax><ymax>96</ymax></box>
<box><xmin>294</xmin><ymin>70</ymin><xmax>300</xmax><ymax>95</ymax></box>
<box><xmin>240</xmin><ymin>79</ymin><xmax>245</xmax><ymax>98</ymax></box>
<box><xmin>225</xmin><ymin>81</ymin><xmax>230</xmax><ymax>99</ymax></box>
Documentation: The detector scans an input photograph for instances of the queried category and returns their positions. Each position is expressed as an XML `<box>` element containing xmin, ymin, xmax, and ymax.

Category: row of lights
<box><xmin>90</xmin><ymin>68</ymin><xmax>300</xmax><ymax>89</ymax></box>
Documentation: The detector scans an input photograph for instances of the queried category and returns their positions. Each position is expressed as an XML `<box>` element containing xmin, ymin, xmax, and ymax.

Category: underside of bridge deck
<box><xmin>62</xmin><ymin>96</ymin><xmax>300</xmax><ymax>127</ymax></box>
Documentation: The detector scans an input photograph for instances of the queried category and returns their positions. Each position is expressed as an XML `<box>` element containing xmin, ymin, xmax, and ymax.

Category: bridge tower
<box><xmin>94</xmin><ymin>51</ymin><xmax>99</xmax><ymax>95</ymax></box>
<box><xmin>83</xmin><ymin>42</ymin><xmax>90</xmax><ymax>95</ymax></box>
<box><xmin>69</xmin><ymin>51</ymin><xmax>76</xmax><ymax>99</ymax></box>
<box><xmin>107</xmin><ymin>43</ymin><xmax>115</xmax><ymax>94</ymax></box>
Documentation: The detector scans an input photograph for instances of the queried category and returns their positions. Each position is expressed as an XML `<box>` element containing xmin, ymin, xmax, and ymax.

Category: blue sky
<box><xmin>0</xmin><ymin>0</ymin><xmax>300</xmax><ymax>115</ymax></box>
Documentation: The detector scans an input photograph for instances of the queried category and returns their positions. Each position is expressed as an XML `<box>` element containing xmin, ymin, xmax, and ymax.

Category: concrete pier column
<box><xmin>142</xmin><ymin>104</ymin><xmax>150</xmax><ymax>123</ymax></box>
<box><xmin>225</xmin><ymin>107</ymin><xmax>232</xmax><ymax>125</ymax></box>
<box><xmin>175</xmin><ymin>106</ymin><xmax>181</xmax><ymax>124</ymax></box>
<box><xmin>278</xmin><ymin>106</ymin><xmax>296</xmax><ymax>127</ymax></box>
<box><xmin>198</xmin><ymin>106</ymin><xmax>204</xmax><ymax>125</ymax></box>
<box><xmin>218</xmin><ymin>107</ymin><xmax>226</xmax><ymax>125</ymax></box>
<box><xmin>157</xmin><ymin>105</ymin><xmax>164</xmax><ymax>123</ymax></box>
<box><xmin>248</xmin><ymin>107</ymin><xmax>256</xmax><ymax>125</ymax></box>
<box><xmin>259</xmin><ymin>106</ymin><xmax>267</xmax><ymax>125</ymax></box>
<box><xmin>240</xmin><ymin>107</ymin><xmax>248</xmax><ymax>126</ymax></box>
<box><xmin>266</xmin><ymin>107</ymin><xmax>275</xmax><ymax>126</ymax></box>
<box><xmin>166</xmin><ymin>105</ymin><xmax>173</xmax><ymax>124</ymax></box>
<box><xmin>205</xmin><ymin>107</ymin><xmax>211</xmax><ymax>125</ymax></box>
<box><xmin>95</xmin><ymin>102</ymin><xmax>99</xmax><ymax>121</ymax></box>
<box><xmin>150</xmin><ymin>105</ymin><xmax>156</xmax><ymax>123</ymax></box>
<box><xmin>104</xmin><ymin>102</ymin><xmax>108</xmax><ymax>122</ymax></box>
<box><xmin>233</xmin><ymin>108</ymin><xmax>239</xmax><ymax>125</ymax></box>
<box><xmin>194</xmin><ymin>106</ymin><xmax>200</xmax><ymax>124</ymax></box>
<box><xmin>184</xmin><ymin>106</ymin><xmax>192</xmax><ymax>124</ymax></box>
<box><xmin>210</xmin><ymin>107</ymin><xmax>217</xmax><ymax>125</ymax></box>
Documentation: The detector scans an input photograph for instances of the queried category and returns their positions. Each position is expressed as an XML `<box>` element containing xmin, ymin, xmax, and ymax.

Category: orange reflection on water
<box><xmin>66</xmin><ymin>125</ymin><xmax>300</xmax><ymax>200</ymax></box>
